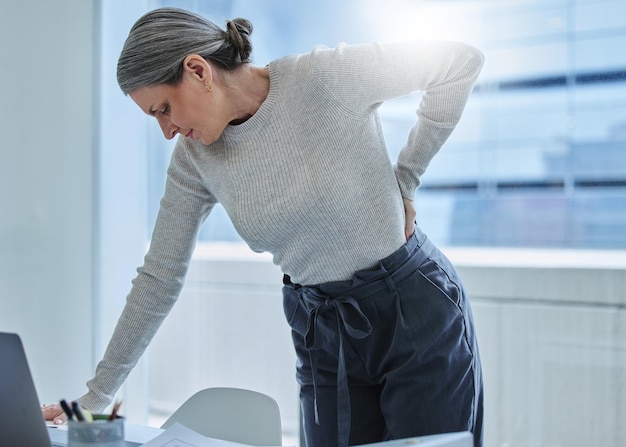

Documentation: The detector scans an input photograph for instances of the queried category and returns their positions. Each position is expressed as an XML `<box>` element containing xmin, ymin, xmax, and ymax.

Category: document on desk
<box><xmin>140</xmin><ymin>422</ymin><xmax>284</xmax><ymax>447</ymax></box>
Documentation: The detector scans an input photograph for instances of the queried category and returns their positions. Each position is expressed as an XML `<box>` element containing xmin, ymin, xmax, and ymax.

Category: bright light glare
<box><xmin>361</xmin><ymin>0</ymin><xmax>484</xmax><ymax>43</ymax></box>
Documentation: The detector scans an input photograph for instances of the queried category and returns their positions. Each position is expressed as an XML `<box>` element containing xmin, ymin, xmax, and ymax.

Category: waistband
<box><xmin>284</xmin><ymin>225</ymin><xmax>434</xmax><ymax>297</ymax></box>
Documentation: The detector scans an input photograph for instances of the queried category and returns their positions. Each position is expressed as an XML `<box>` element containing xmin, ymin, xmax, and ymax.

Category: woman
<box><xmin>44</xmin><ymin>7</ymin><xmax>484</xmax><ymax>447</ymax></box>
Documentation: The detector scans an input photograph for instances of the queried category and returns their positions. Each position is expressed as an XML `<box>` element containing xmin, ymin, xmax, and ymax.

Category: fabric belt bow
<box><xmin>302</xmin><ymin>290</ymin><xmax>373</xmax><ymax>447</ymax></box>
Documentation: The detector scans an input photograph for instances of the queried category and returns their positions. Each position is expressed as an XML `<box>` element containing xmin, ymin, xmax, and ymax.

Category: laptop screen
<box><xmin>0</xmin><ymin>332</ymin><xmax>53</xmax><ymax>447</ymax></box>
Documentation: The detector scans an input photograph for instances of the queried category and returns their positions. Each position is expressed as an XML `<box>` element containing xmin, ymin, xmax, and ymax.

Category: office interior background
<box><xmin>1</xmin><ymin>0</ymin><xmax>624</xmax><ymax>446</ymax></box>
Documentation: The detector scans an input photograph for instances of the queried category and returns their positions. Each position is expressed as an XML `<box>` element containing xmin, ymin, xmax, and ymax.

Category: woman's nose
<box><xmin>156</xmin><ymin>115</ymin><xmax>178</xmax><ymax>140</ymax></box>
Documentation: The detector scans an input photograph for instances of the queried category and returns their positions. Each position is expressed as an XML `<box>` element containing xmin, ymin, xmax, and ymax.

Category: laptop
<box><xmin>0</xmin><ymin>332</ymin><xmax>59</xmax><ymax>446</ymax></box>
<box><xmin>0</xmin><ymin>332</ymin><xmax>146</xmax><ymax>447</ymax></box>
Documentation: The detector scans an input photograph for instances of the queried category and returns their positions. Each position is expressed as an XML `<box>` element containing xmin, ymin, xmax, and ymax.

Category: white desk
<box><xmin>49</xmin><ymin>423</ymin><xmax>472</xmax><ymax>447</ymax></box>
<box><xmin>47</xmin><ymin>422</ymin><xmax>164</xmax><ymax>446</ymax></box>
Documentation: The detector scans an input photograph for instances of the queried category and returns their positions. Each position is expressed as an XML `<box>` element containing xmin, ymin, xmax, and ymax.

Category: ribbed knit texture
<box><xmin>77</xmin><ymin>40</ymin><xmax>483</xmax><ymax>411</ymax></box>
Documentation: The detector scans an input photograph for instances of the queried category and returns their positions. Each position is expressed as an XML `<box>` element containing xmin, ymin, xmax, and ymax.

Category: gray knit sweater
<box><xmin>78</xmin><ymin>40</ymin><xmax>484</xmax><ymax>411</ymax></box>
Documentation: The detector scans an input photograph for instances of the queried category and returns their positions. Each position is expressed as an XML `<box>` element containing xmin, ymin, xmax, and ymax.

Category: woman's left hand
<box><xmin>41</xmin><ymin>403</ymin><xmax>67</xmax><ymax>425</ymax></box>
<box><xmin>403</xmin><ymin>198</ymin><xmax>416</xmax><ymax>240</ymax></box>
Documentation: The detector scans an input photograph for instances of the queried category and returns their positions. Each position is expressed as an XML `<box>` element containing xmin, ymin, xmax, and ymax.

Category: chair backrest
<box><xmin>161</xmin><ymin>387</ymin><xmax>282</xmax><ymax>446</ymax></box>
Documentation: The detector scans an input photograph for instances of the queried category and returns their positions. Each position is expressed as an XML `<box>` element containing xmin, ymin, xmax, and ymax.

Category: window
<box><xmin>412</xmin><ymin>1</ymin><xmax>626</xmax><ymax>248</ymax></box>
<box><xmin>143</xmin><ymin>0</ymin><xmax>626</xmax><ymax>249</ymax></box>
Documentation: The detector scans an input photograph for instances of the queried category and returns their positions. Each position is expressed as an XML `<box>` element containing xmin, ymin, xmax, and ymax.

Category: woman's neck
<box><xmin>223</xmin><ymin>64</ymin><xmax>270</xmax><ymax>124</ymax></box>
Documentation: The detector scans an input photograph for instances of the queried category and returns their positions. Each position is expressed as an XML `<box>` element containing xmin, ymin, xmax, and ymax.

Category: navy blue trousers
<box><xmin>282</xmin><ymin>228</ymin><xmax>483</xmax><ymax>447</ymax></box>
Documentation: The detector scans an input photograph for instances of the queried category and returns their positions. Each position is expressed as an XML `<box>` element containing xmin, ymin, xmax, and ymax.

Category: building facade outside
<box><xmin>146</xmin><ymin>0</ymin><xmax>626</xmax><ymax>249</ymax></box>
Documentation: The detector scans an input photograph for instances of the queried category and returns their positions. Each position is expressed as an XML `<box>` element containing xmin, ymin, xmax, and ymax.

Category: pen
<box><xmin>108</xmin><ymin>400</ymin><xmax>122</xmax><ymax>421</ymax></box>
<box><xmin>71</xmin><ymin>401</ymin><xmax>86</xmax><ymax>422</ymax></box>
<box><xmin>59</xmin><ymin>399</ymin><xmax>74</xmax><ymax>422</ymax></box>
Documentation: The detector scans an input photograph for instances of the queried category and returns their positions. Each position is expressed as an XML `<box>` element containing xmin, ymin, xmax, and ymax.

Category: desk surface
<box><xmin>47</xmin><ymin>422</ymin><xmax>164</xmax><ymax>446</ymax></box>
<box><xmin>49</xmin><ymin>423</ymin><xmax>471</xmax><ymax>447</ymax></box>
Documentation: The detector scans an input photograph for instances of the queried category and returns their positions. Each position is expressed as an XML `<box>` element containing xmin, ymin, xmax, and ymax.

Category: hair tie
<box><xmin>225</xmin><ymin>20</ymin><xmax>245</xmax><ymax>51</ymax></box>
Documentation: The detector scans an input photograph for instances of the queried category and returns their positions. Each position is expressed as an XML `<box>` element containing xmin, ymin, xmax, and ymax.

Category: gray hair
<box><xmin>117</xmin><ymin>7</ymin><xmax>253</xmax><ymax>94</ymax></box>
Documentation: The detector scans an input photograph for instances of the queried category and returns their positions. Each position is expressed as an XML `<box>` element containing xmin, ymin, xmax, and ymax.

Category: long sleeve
<box><xmin>309</xmin><ymin>40</ymin><xmax>484</xmax><ymax>199</ymax></box>
<box><xmin>77</xmin><ymin>142</ymin><xmax>217</xmax><ymax>411</ymax></box>
<box><xmin>393</xmin><ymin>41</ymin><xmax>484</xmax><ymax>199</ymax></box>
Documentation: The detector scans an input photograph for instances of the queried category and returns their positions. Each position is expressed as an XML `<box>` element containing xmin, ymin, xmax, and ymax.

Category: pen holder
<box><xmin>67</xmin><ymin>416</ymin><xmax>124</xmax><ymax>447</ymax></box>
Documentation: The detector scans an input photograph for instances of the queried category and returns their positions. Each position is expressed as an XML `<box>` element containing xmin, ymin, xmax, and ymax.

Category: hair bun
<box><xmin>225</xmin><ymin>18</ymin><xmax>253</xmax><ymax>62</ymax></box>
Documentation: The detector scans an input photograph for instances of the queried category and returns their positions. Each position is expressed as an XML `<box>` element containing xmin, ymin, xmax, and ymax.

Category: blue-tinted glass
<box><xmin>144</xmin><ymin>0</ymin><xmax>626</xmax><ymax>248</ymax></box>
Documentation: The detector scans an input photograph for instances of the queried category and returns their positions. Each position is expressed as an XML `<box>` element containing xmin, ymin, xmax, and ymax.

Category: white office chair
<box><xmin>161</xmin><ymin>387</ymin><xmax>282</xmax><ymax>446</ymax></box>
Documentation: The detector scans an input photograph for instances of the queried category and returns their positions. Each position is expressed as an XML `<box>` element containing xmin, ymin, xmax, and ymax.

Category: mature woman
<box><xmin>44</xmin><ymin>7</ymin><xmax>485</xmax><ymax>447</ymax></box>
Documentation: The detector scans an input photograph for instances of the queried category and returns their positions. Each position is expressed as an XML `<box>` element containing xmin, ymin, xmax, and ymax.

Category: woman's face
<box><xmin>129</xmin><ymin>56</ymin><xmax>228</xmax><ymax>145</ymax></box>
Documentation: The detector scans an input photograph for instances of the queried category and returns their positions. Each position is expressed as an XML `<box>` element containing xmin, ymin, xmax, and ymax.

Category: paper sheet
<box><xmin>140</xmin><ymin>422</ymin><xmax>283</xmax><ymax>447</ymax></box>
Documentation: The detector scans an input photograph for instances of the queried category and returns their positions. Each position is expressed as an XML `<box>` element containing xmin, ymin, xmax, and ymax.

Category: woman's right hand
<box><xmin>41</xmin><ymin>403</ymin><xmax>68</xmax><ymax>425</ymax></box>
<box><xmin>403</xmin><ymin>198</ymin><xmax>416</xmax><ymax>240</ymax></box>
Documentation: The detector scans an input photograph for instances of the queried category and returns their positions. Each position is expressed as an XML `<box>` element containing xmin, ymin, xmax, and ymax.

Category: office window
<box><xmin>415</xmin><ymin>1</ymin><xmax>626</xmax><ymax>248</ymax></box>
<box><xmin>142</xmin><ymin>0</ymin><xmax>626</xmax><ymax>249</ymax></box>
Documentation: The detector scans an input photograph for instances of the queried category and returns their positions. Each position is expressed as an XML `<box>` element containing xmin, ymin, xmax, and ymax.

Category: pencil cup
<box><xmin>67</xmin><ymin>416</ymin><xmax>124</xmax><ymax>447</ymax></box>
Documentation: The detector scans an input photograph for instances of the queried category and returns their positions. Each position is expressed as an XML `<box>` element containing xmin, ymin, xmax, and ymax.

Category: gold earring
<box><xmin>205</xmin><ymin>84</ymin><xmax>212</xmax><ymax>92</ymax></box>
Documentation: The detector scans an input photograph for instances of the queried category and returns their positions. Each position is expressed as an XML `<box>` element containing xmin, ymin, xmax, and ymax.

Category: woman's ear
<box><xmin>182</xmin><ymin>54</ymin><xmax>212</xmax><ymax>85</ymax></box>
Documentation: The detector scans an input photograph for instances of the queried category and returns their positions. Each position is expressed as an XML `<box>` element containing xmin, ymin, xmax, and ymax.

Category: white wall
<box><xmin>453</xmin><ymin>248</ymin><xmax>626</xmax><ymax>447</ymax></box>
<box><xmin>0</xmin><ymin>0</ymin><xmax>97</xmax><ymax>403</ymax></box>
<box><xmin>0</xmin><ymin>0</ymin><xmax>152</xmax><ymax>419</ymax></box>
